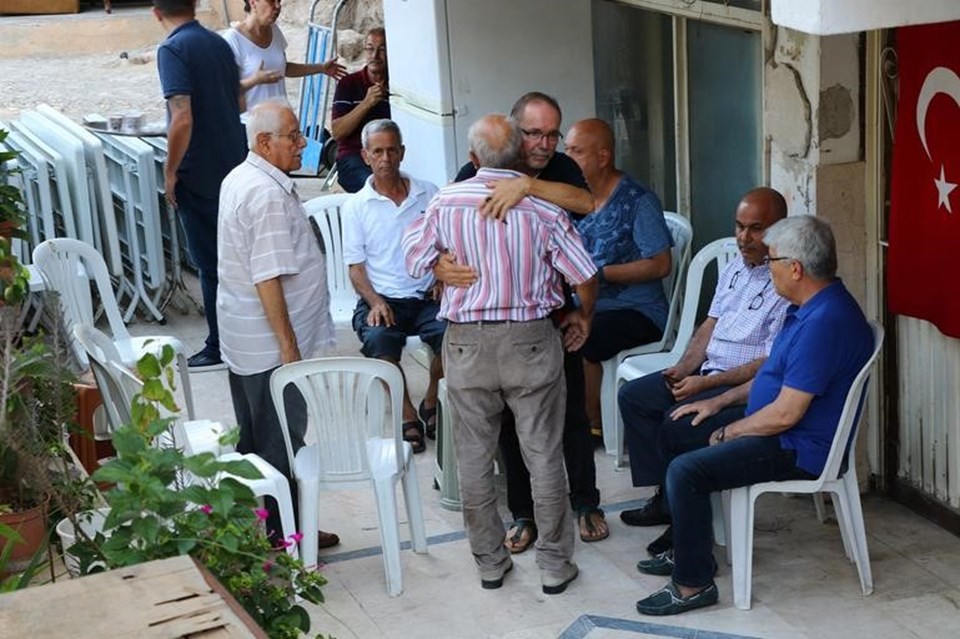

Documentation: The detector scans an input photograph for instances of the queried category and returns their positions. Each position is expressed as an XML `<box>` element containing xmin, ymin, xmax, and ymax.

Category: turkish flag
<box><xmin>888</xmin><ymin>21</ymin><xmax>960</xmax><ymax>338</ymax></box>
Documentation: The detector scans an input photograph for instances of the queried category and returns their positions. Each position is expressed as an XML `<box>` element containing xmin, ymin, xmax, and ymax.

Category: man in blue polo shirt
<box><xmin>154</xmin><ymin>0</ymin><xmax>247</xmax><ymax>369</ymax></box>
<box><xmin>633</xmin><ymin>215</ymin><xmax>874</xmax><ymax>616</ymax></box>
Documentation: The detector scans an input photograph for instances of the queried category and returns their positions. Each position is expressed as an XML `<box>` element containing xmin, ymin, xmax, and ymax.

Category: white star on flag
<box><xmin>934</xmin><ymin>164</ymin><xmax>957</xmax><ymax>213</ymax></box>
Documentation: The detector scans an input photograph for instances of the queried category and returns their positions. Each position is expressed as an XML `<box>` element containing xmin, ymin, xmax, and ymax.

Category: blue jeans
<box><xmin>175</xmin><ymin>182</ymin><xmax>219</xmax><ymax>356</ymax></box>
<box><xmin>665</xmin><ymin>435</ymin><xmax>816</xmax><ymax>588</ymax></box>
<box><xmin>336</xmin><ymin>153</ymin><xmax>372</xmax><ymax>193</ymax></box>
<box><xmin>618</xmin><ymin>371</ymin><xmax>740</xmax><ymax>486</ymax></box>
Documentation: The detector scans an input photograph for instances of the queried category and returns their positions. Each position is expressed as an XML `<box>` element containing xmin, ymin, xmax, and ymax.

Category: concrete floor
<box><xmin>123</xmin><ymin>248</ymin><xmax>960</xmax><ymax>639</ymax></box>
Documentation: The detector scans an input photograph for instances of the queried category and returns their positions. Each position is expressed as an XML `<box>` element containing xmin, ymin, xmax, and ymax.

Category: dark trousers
<box><xmin>336</xmin><ymin>153</ymin><xmax>372</xmax><ymax>193</ymax></box>
<box><xmin>618</xmin><ymin>370</ymin><xmax>743</xmax><ymax>487</ymax></box>
<box><xmin>666</xmin><ymin>436</ymin><xmax>816</xmax><ymax>588</ymax></box>
<box><xmin>176</xmin><ymin>183</ymin><xmax>220</xmax><ymax>356</ymax></box>
<box><xmin>500</xmin><ymin>349</ymin><xmax>599</xmax><ymax>519</ymax></box>
<box><xmin>229</xmin><ymin>368</ymin><xmax>307</xmax><ymax>543</ymax></box>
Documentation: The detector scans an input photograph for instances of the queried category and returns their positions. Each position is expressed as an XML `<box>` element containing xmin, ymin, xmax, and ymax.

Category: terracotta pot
<box><xmin>0</xmin><ymin>500</ymin><xmax>48</xmax><ymax>572</ymax></box>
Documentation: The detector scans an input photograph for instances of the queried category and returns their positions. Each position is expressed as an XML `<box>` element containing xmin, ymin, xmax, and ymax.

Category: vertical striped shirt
<box><xmin>403</xmin><ymin>168</ymin><xmax>598</xmax><ymax>323</ymax></box>
<box><xmin>218</xmin><ymin>153</ymin><xmax>335</xmax><ymax>376</ymax></box>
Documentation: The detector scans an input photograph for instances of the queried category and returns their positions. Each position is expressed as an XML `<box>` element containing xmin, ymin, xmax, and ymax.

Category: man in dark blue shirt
<box><xmin>632</xmin><ymin>215</ymin><xmax>874</xmax><ymax>616</ymax></box>
<box><xmin>154</xmin><ymin>0</ymin><xmax>247</xmax><ymax>369</ymax></box>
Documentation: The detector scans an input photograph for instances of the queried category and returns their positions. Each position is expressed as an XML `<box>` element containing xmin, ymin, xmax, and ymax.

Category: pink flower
<box><xmin>289</xmin><ymin>532</ymin><xmax>303</xmax><ymax>543</ymax></box>
<box><xmin>254</xmin><ymin>508</ymin><xmax>270</xmax><ymax>521</ymax></box>
<box><xmin>262</xmin><ymin>560</ymin><xmax>275</xmax><ymax>573</ymax></box>
<box><xmin>200</xmin><ymin>504</ymin><xmax>213</xmax><ymax>515</ymax></box>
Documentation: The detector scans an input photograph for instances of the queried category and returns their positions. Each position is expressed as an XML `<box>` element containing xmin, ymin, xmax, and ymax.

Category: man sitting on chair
<box><xmin>617</xmin><ymin>187</ymin><xmax>790</xmax><ymax>557</ymax></box>
<box><xmin>563</xmin><ymin>118</ymin><xmax>673</xmax><ymax>442</ymax></box>
<box><xmin>342</xmin><ymin>119</ymin><xmax>443</xmax><ymax>455</ymax></box>
<box><xmin>633</xmin><ymin>215</ymin><xmax>874</xmax><ymax>616</ymax></box>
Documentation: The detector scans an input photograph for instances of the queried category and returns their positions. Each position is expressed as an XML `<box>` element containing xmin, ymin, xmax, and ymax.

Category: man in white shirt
<box><xmin>342</xmin><ymin>119</ymin><xmax>444</xmax><ymax>454</ymax></box>
<box><xmin>218</xmin><ymin>99</ymin><xmax>337</xmax><ymax>548</ymax></box>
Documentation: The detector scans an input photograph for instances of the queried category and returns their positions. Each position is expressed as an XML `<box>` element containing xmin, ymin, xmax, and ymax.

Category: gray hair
<box><xmin>361</xmin><ymin>119</ymin><xmax>402</xmax><ymax>149</ymax></box>
<box><xmin>763</xmin><ymin>215</ymin><xmax>838</xmax><ymax>280</ymax></box>
<box><xmin>468</xmin><ymin>116</ymin><xmax>522</xmax><ymax>169</ymax></box>
<box><xmin>246</xmin><ymin>98</ymin><xmax>294</xmax><ymax>149</ymax></box>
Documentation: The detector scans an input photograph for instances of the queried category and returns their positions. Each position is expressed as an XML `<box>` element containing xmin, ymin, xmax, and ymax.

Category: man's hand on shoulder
<box><xmin>480</xmin><ymin>176</ymin><xmax>531</xmax><ymax>221</ymax></box>
<box><xmin>433</xmin><ymin>251</ymin><xmax>478</xmax><ymax>288</ymax></box>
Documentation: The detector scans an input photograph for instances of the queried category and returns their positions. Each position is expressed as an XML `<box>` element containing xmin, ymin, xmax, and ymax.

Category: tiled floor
<box><xmin>126</xmin><ymin>257</ymin><xmax>960</xmax><ymax>639</ymax></box>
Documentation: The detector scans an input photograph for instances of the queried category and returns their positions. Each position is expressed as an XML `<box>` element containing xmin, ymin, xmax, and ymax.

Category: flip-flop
<box><xmin>418</xmin><ymin>400</ymin><xmax>438</xmax><ymax>440</ymax></box>
<box><xmin>504</xmin><ymin>518</ymin><xmax>538</xmax><ymax>554</ymax></box>
<box><xmin>579</xmin><ymin>507</ymin><xmax>609</xmax><ymax>543</ymax></box>
<box><xmin>402</xmin><ymin>420</ymin><xmax>426</xmax><ymax>454</ymax></box>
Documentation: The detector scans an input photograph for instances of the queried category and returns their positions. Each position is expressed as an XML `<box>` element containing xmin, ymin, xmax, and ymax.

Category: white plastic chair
<box><xmin>34</xmin><ymin>238</ymin><xmax>196</xmax><ymax>420</ymax></box>
<box><xmin>727</xmin><ymin>321</ymin><xmax>884</xmax><ymax>610</ymax></box>
<box><xmin>73</xmin><ymin>323</ymin><xmax>298</xmax><ymax>558</ymax></box>
<box><xmin>271</xmin><ymin>357</ymin><xmax>428</xmax><ymax>596</ymax></box>
<box><xmin>600</xmin><ymin>212</ymin><xmax>692</xmax><ymax>455</ymax></box>
<box><xmin>612</xmin><ymin>237</ymin><xmax>742</xmax><ymax>467</ymax></box>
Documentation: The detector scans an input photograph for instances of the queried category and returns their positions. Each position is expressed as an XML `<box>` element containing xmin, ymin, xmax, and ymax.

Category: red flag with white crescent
<box><xmin>888</xmin><ymin>21</ymin><xmax>960</xmax><ymax>337</ymax></box>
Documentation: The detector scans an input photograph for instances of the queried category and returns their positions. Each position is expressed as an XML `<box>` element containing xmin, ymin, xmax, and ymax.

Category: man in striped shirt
<box><xmin>218</xmin><ymin>100</ymin><xmax>337</xmax><ymax>548</ymax></box>
<box><xmin>403</xmin><ymin>114</ymin><xmax>599</xmax><ymax>594</ymax></box>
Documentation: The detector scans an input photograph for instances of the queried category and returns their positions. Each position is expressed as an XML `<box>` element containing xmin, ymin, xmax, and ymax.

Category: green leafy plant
<box><xmin>70</xmin><ymin>345</ymin><xmax>329</xmax><ymax>638</ymax></box>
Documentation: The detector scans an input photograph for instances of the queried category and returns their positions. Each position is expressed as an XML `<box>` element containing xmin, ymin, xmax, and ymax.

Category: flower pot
<box><xmin>55</xmin><ymin>507</ymin><xmax>109</xmax><ymax>577</ymax></box>
<box><xmin>0</xmin><ymin>500</ymin><xmax>48</xmax><ymax>574</ymax></box>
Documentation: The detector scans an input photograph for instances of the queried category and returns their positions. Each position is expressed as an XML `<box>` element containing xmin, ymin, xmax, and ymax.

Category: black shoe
<box><xmin>187</xmin><ymin>349</ymin><xmax>225</xmax><ymax>371</ymax></box>
<box><xmin>620</xmin><ymin>490</ymin><xmax>671</xmax><ymax>527</ymax></box>
<box><xmin>635</xmin><ymin>581</ymin><xmax>719</xmax><ymax>616</ymax></box>
<box><xmin>647</xmin><ymin>525</ymin><xmax>673</xmax><ymax>556</ymax></box>
<box><xmin>636</xmin><ymin>549</ymin><xmax>675</xmax><ymax>576</ymax></box>
<box><xmin>480</xmin><ymin>560</ymin><xmax>513</xmax><ymax>590</ymax></box>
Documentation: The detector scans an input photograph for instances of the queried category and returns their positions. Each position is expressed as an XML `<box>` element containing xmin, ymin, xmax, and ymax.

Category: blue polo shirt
<box><xmin>745</xmin><ymin>280</ymin><xmax>873</xmax><ymax>475</ymax></box>
<box><xmin>157</xmin><ymin>20</ymin><xmax>247</xmax><ymax>199</ymax></box>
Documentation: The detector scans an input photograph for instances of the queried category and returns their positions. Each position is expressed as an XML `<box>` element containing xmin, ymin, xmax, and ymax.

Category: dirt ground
<box><xmin>0</xmin><ymin>0</ymin><xmax>382</xmax><ymax>124</ymax></box>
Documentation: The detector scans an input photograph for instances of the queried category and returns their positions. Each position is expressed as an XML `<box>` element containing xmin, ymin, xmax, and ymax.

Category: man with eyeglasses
<box><xmin>634</xmin><ymin>215</ymin><xmax>873</xmax><ymax>616</ymax></box>
<box><xmin>218</xmin><ymin>99</ymin><xmax>338</xmax><ymax>551</ymax></box>
<box><xmin>441</xmin><ymin>92</ymin><xmax>600</xmax><ymax>556</ymax></box>
<box><xmin>154</xmin><ymin>0</ymin><xmax>247</xmax><ymax>370</ymax></box>
<box><xmin>331</xmin><ymin>27</ymin><xmax>390</xmax><ymax>193</ymax></box>
<box><xmin>616</xmin><ymin>187</ymin><xmax>790</xmax><ymax>559</ymax></box>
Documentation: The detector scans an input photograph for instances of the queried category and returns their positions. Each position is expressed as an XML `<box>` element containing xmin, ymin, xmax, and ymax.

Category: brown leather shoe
<box><xmin>318</xmin><ymin>530</ymin><xmax>340</xmax><ymax>549</ymax></box>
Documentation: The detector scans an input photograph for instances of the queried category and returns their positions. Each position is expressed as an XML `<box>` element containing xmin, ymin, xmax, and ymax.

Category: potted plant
<box><xmin>0</xmin><ymin>131</ymin><xmax>95</xmax><ymax>575</ymax></box>
<box><xmin>69</xmin><ymin>346</ymin><xmax>330</xmax><ymax>638</ymax></box>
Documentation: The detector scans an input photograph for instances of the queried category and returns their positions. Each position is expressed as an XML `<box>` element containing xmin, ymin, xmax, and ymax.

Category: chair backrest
<box><xmin>34</xmin><ymin>238</ymin><xmax>129</xmax><ymax>366</ymax></box>
<box><xmin>303</xmin><ymin>193</ymin><xmax>357</xmax><ymax>324</ymax></box>
<box><xmin>659</xmin><ymin>212</ymin><xmax>693</xmax><ymax>346</ymax></box>
<box><xmin>73</xmin><ymin>324</ymin><xmax>137</xmax><ymax>435</ymax></box>
<box><xmin>818</xmin><ymin>320</ymin><xmax>885</xmax><ymax>483</ymax></box>
<box><xmin>668</xmin><ymin>237</ymin><xmax>742</xmax><ymax>359</ymax></box>
<box><xmin>270</xmin><ymin>357</ymin><xmax>405</xmax><ymax>486</ymax></box>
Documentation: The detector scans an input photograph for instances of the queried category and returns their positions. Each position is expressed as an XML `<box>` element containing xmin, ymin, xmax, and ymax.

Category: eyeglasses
<box><xmin>269</xmin><ymin>131</ymin><xmax>305</xmax><ymax>143</ymax></box>
<box><xmin>762</xmin><ymin>255</ymin><xmax>794</xmax><ymax>265</ymax></box>
<box><xmin>748</xmin><ymin>280</ymin><xmax>771</xmax><ymax>311</ymax></box>
<box><xmin>520</xmin><ymin>128</ymin><xmax>563</xmax><ymax>143</ymax></box>
<box><xmin>364</xmin><ymin>46</ymin><xmax>387</xmax><ymax>55</ymax></box>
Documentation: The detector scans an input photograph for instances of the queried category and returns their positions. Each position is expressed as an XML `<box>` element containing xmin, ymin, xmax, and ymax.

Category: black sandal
<box><xmin>402</xmin><ymin>420</ymin><xmax>426</xmax><ymax>454</ymax></box>
<box><xmin>418</xmin><ymin>400</ymin><xmax>438</xmax><ymax>440</ymax></box>
<box><xmin>504</xmin><ymin>518</ymin><xmax>538</xmax><ymax>554</ymax></box>
<box><xmin>579</xmin><ymin>507</ymin><xmax>609</xmax><ymax>543</ymax></box>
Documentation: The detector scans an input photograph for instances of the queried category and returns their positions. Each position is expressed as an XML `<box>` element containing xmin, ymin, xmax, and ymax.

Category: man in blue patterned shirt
<box><xmin>565</xmin><ymin>118</ymin><xmax>674</xmax><ymax>445</ymax></box>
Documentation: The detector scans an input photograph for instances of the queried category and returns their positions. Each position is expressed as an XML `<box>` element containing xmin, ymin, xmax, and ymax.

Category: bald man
<box><xmin>617</xmin><ymin>187</ymin><xmax>790</xmax><ymax>559</ymax></box>
<box><xmin>404</xmin><ymin>114</ymin><xmax>598</xmax><ymax>594</ymax></box>
<box><xmin>565</xmin><ymin>118</ymin><xmax>674</xmax><ymax>453</ymax></box>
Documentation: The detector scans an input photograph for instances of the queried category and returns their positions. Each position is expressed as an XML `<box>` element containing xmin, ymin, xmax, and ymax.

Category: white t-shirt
<box><xmin>218</xmin><ymin>152</ymin><xmax>335</xmax><ymax>376</ymax></box>
<box><xmin>222</xmin><ymin>24</ymin><xmax>288</xmax><ymax>116</ymax></box>
<box><xmin>342</xmin><ymin>173</ymin><xmax>439</xmax><ymax>299</ymax></box>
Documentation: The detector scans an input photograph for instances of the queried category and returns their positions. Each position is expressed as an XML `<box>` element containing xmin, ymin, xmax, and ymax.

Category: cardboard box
<box><xmin>0</xmin><ymin>0</ymin><xmax>80</xmax><ymax>15</ymax></box>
